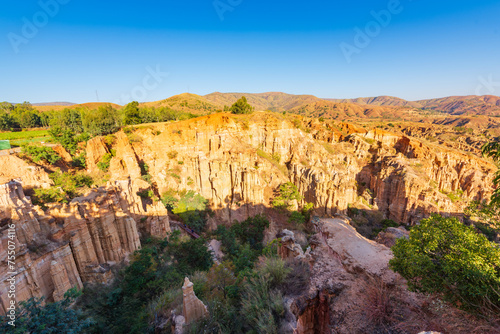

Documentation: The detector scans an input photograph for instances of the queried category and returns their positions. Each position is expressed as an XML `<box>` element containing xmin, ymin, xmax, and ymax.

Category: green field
<box><xmin>0</xmin><ymin>130</ymin><xmax>51</xmax><ymax>147</ymax></box>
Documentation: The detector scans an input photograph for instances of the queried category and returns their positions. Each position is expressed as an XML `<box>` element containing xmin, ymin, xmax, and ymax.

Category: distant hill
<box><xmin>328</xmin><ymin>95</ymin><xmax>500</xmax><ymax>116</ymax></box>
<box><xmin>34</xmin><ymin>102</ymin><xmax>122</xmax><ymax>112</ymax></box>
<box><xmin>416</xmin><ymin>95</ymin><xmax>500</xmax><ymax>115</ymax></box>
<box><xmin>32</xmin><ymin>102</ymin><xmax>75</xmax><ymax>106</ymax></box>
<box><xmin>140</xmin><ymin>93</ymin><xmax>221</xmax><ymax>114</ymax></box>
<box><xmin>204</xmin><ymin>92</ymin><xmax>322</xmax><ymax>112</ymax></box>
<box><xmin>288</xmin><ymin>100</ymin><xmax>412</xmax><ymax>120</ymax></box>
<box><xmin>327</xmin><ymin>96</ymin><xmax>422</xmax><ymax>108</ymax></box>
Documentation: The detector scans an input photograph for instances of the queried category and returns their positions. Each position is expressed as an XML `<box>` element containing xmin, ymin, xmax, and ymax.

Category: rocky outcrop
<box><xmin>0</xmin><ymin>176</ymin><xmax>170</xmax><ymax>314</ymax></box>
<box><xmin>51</xmin><ymin>145</ymin><xmax>73</xmax><ymax>164</ymax></box>
<box><xmin>182</xmin><ymin>277</ymin><xmax>208</xmax><ymax>324</ymax></box>
<box><xmin>85</xmin><ymin>136</ymin><xmax>109</xmax><ymax>173</ymax></box>
<box><xmin>350</xmin><ymin>130</ymin><xmax>495</xmax><ymax>224</ymax></box>
<box><xmin>375</xmin><ymin>227</ymin><xmax>410</xmax><ymax>248</ymax></box>
<box><xmin>0</xmin><ymin>155</ymin><xmax>52</xmax><ymax>189</ymax></box>
<box><xmin>278</xmin><ymin>229</ymin><xmax>307</xmax><ymax>260</ymax></box>
<box><xmin>290</xmin><ymin>217</ymin><xmax>401</xmax><ymax>333</ymax></box>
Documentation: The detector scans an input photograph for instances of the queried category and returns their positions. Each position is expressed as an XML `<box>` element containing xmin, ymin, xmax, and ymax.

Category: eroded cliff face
<box><xmin>0</xmin><ymin>112</ymin><xmax>495</xmax><ymax>313</ymax></box>
<box><xmin>104</xmin><ymin>113</ymin><xmax>495</xmax><ymax>225</ymax></box>
<box><xmin>0</xmin><ymin>156</ymin><xmax>170</xmax><ymax>313</ymax></box>
<box><xmin>350</xmin><ymin>129</ymin><xmax>494</xmax><ymax>224</ymax></box>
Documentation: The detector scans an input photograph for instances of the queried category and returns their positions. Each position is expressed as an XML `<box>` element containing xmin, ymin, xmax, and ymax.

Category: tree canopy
<box><xmin>230</xmin><ymin>96</ymin><xmax>254</xmax><ymax>114</ymax></box>
<box><xmin>389</xmin><ymin>214</ymin><xmax>500</xmax><ymax>313</ymax></box>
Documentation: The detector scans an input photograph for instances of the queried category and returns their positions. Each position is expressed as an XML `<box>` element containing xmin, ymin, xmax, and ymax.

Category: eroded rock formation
<box><xmin>290</xmin><ymin>217</ymin><xmax>398</xmax><ymax>333</ymax></box>
<box><xmin>0</xmin><ymin>158</ymin><xmax>170</xmax><ymax>313</ymax></box>
<box><xmin>181</xmin><ymin>277</ymin><xmax>208</xmax><ymax>324</ymax></box>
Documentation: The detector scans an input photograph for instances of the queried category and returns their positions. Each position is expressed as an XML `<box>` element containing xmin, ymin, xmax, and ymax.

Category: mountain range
<box><xmin>29</xmin><ymin>92</ymin><xmax>500</xmax><ymax>117</ymax></box>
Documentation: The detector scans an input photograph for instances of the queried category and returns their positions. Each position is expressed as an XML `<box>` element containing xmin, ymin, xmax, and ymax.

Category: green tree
<box><xmin>482</xmin><ymin>140</ymin><xmax>500</xmax><ymax>204</ymax></box>
<box><xmin>0</xmin><ymin>288</ymin><xmax>93</xmax><ymax>333</ymax></box>
<box><xmin>17</xmin><ymin>110</ymin><xmax>42</xmax><ymax>128</ymax></box>
<box><xmin>230</xmin><ymin>96</ymin><xmax>254</xmax><ymax>114</ymax></box>
<box><xmin>0</xmin><ymin>111</ymin><xmax>17</xmax><ymax>130</ymax></box>
<box><xmin>82</xmin><ymin>104</ymin><xmax>122</xmax><ymax>136</ymax></box>
<box><xmin>390</xmin><ymin>214</ymin><xmax>500</xmax><ymax>312</ymax></box>
<box><xmin>206</xmin><ymin>261</ymin><xmax>237</xmax><ymax>299</ymax></box>
<box><xmin>49</xmin><ymin>108</ymin><xmax>84</xmax><ymax>133</ymax></box>
<box><xmin>123</xmin><ymin>101</ymin><xmax>142</xmax><ymax>125</ymax></box>
<box><xmin>0</xmin><ymin>102</ymin><xmax>14</xmax><ymax>112</ymax></box>
<box><xmin>272</xmin><ymin>182</ymin><xmax>303</xmax><ymax>210</ymax></box>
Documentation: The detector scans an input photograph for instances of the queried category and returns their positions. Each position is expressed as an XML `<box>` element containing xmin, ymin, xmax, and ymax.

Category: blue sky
<box><xmin>1</xmin><ymin>0</ymin><xmax>499</xmax><ymax>104</ymax></box>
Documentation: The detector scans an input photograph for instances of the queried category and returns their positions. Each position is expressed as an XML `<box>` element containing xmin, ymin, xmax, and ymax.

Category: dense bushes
<box><xmin>0</xmin><ymin>288</ymin><xmax>93</xmax><ymax>333</ymax></box>
<box><xmin>97</xmin><ymin>152</ymin><xmax>114</xmax><ymax>172</ymax></box>
<box><xmin>31</xmin><ymin>171</ymin><xmax>94</xmax><ymax>208</ymax></box>
<box><xmin>390</xmin><ymin>214</ymin><xmax>500</xmax><ymax>313</ymax></box>
<box><xmin>187</xmin><ymin>254</ymin><xmax>309</xmax><ymax>333</ymax></box>
<box><xmin>0</xmin><ymin>102</ymin><xmax>43</xmax><ymax>130</ymax></box>
<box><xmin>161</xmin><ymin>189</ymin><xmax>210</xmax><ymax>234</ymax></box>
<box><xmin>215</xmin><ymin>214</ymin><xmax>270</xmax><ymax>273</ymax></box>
<box><xmin>78</xmin><ymin>233</ymin><xmax>213</xmax><ymax>333</ymax></box>
<box><xmin>22</xmin><ymin>145</ymin><xmax>61</xmax><ymax>164</ymax></box>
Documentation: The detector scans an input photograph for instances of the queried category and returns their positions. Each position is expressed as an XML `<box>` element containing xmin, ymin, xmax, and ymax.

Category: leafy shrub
<box><xmin>72</xmin><ymin>152</ymin><xmax>86</xmax><ymax>168</ymax></box>
<box><xmin>256</xmin><ymin>257</ymin><xmax>291</xmax><ymax>290</ymax></box>
<box><xmin>272</xmin><ymin>182</ymin><xmax>303</xmax><ymax>211</ymax></box>
<box><xmin>161</xmin><ymin>189</ymin><xmax>179</xmax><ymax>211</ymax></box>
<box><xmin>97</xmin><ymin>152</ymin><xmax>114</xmax><ymax>172</ymax></box>
<box><xmin>231</xmin><ymin>214</ymin><xmax>270</xmax><ymax>251</ymax></box>
<box><xmin>167</xmin><ymin>150</ymin><xmax>178</xmax><ymax>159</ymax></box>
<box><xmin>137</xmin><ymin>189</ymin><xmax>154</xmax><ymax>199</ymax></box>
<box><xmin>50</xmin><ymin>171</ymin><xmax>93</xmax><ymax>192</ymax></box>
<box><xmin>288</xmin><ymin>211</ymin><xmax>306</xmax><ymax>225</ymax></box>
<box><xmin>32</xmin><ymin>171</ymin><xmax>93</xmax><ymax>207</ymax></box>
<box><xmin>32</xmin><ymin>187</ymin><xmax>67</xmax><ymax>207</ymax></box>
<box><xmin>22</xmin><ymin>145</ymin><xmax>61</xmax><ymax>164</ymax></box>
<box><xmin>0</xmin><ymin>288</ymin><xmax>93</xmax><ymax>334</ymax></box>
<box><xmin>139</xmin><ymin>162</ymin><xmax>153</xmax><ymax>184</ymax></box>
<box><xmin>390</xmin><ymin>215</ymin><xmax>500</xmax><ymax>313</ymax></box>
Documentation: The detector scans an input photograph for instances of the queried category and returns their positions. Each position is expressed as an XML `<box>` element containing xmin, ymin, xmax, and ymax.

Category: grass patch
<box><xmin>256</xmin><ymin>149</ymin><xmax>288</xmax><ymax>175</ymax></box>
<box><xmin>0</xmin><ymin>129</ymin><xmax>49</xmax><ymax>141</ymax></box>
<box><xmin>0</xmin><ymin>130</ymin><xmax>51</xmax><ymax>147</ymax></box>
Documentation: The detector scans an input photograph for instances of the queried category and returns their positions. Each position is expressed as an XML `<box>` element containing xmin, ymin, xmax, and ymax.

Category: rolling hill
<box><xmin>204</xmin><ymin>92</ymin><xmax>322</xmax><ymax>111</ymax></box>
<box><xmin>288</xmin><ymin>100</ymin><xmax>415</xmax><ymax>120</ymax></box>
<box><xmin>328</xmin><ymin>95</ymin><xmax>500</xmax><ymax>116</ymax></box>
<box><xmin>33</xmin><ymin>102</ymin><xmax>122</xmax><ymax>112</ymax></box>
<box><xmin>140</xmin><ymin>93</ymin><xmax>221</xmax><ymax>114</ymax></box>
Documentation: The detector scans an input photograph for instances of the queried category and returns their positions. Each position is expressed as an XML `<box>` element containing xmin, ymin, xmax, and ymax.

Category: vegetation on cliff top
<box><xmin>229</xmin><ymin>96</ymin><xmax>254</xmax><ymax>115</ymax></box>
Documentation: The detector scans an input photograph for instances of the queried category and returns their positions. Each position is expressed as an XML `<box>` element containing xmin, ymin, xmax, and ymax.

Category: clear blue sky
<box><xmin>1</xmin><ymin>0</ymin><xmax>499</xmax><ymax>104</ymax></box>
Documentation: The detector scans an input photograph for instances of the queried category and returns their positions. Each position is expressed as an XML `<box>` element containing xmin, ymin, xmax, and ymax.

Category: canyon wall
<box><xmin>111</xmin><ymin>114</ymin><xmax>495</xmax><ymax>224</ymax></box>
<box><xmin>0</xmin><ymin>155</ymin><xmax>170</xmax><ymax>313</ymax></box>
<box><xmin>0</xmin><ymin>112</ymin><xmax>495</xmax><ymax>312</ymax></box>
